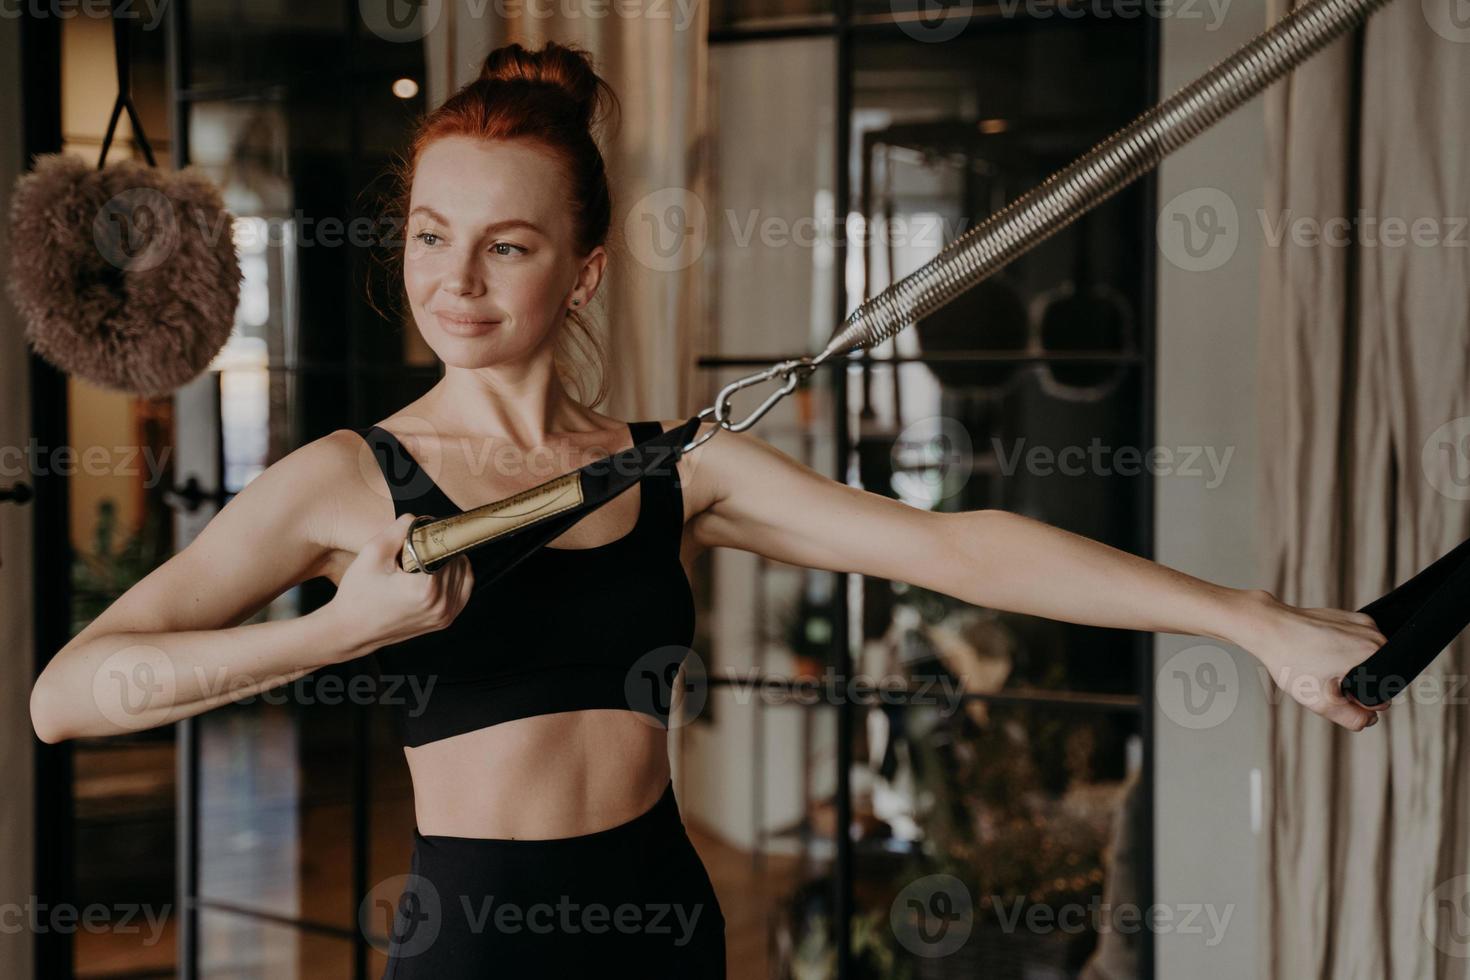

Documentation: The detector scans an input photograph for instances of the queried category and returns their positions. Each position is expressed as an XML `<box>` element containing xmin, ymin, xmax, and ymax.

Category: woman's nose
<box><xmin>442</xmin><ymin>252</ymin><xmax>484</xmax><ymax>295</ymax></box>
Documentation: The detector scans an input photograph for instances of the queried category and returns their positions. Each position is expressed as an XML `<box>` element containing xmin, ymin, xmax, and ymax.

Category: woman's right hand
<box><xmin>1236</xmin><ymin>590</ymin><xmax>1391</xmax><ymax>732</ymax></box>
<box><xmin>327</xmin><ymin>514</ymin><xmax>475</xmax><ymax>659</ymax></box>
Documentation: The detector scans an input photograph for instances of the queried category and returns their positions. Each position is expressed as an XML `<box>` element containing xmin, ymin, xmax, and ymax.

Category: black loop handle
<box><xmin>1341</xmin><ymin>534</ymin><xmax>1470</xmax><ymax>707</ymax></box>
<box><xmin>97</xmin><ymin>0</ymin><xmax>157</xmax><ymax>170</ymax></box>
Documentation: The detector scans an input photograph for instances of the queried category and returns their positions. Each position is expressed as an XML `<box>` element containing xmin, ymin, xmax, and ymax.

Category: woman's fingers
<box><xmin>1303</xmin><ymin>607</ymin><xmax>1389</xmax><ymax>645</ymax></box>
<box><xmin>1325</xmin><ymin>674</ymin><xmax>1385</xmax><ymax>730</ymax></box>
<box><xmin>442</xmin><ymin>554</ymin><xmax>475</xmax><ymax>612</ymax></box>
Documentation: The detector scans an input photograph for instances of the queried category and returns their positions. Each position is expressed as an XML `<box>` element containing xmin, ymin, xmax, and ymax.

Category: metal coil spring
<box><xmin>817</xmin><ymin>0</ymin><xmax>1397</xmax><ymax>362</ymax></box>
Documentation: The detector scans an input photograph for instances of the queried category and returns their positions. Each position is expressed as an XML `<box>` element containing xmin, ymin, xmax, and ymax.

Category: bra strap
<box><xmin>629</xmin><ymin>420</ymin><xmax>682</xmax><ymax>548</ymax></box>
<box><xmin>352</xmin><ymin>425</ymin><xmax>446</xmax><ymax>518</ymax></box>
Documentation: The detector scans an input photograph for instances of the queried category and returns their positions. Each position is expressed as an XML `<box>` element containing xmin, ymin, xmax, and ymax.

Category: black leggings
<box><xmin>380</xmin><ymin>778</ymin><xmax>726</xmax><ymax>978</ymax></box>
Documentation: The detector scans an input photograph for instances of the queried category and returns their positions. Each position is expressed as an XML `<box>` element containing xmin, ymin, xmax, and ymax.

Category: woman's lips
<box><xmin>434</xmin><ymin>312</ymin><xmax>500</xmax><ymax>337</ymax></box>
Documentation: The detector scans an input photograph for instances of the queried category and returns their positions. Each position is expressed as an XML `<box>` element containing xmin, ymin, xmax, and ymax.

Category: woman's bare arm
<box><xmin>683</xmin><ymin>424</ymin><xmax>1388</xmax><ymax>731</ymax></box>
<box><xmin>29</xmin><ymin>431</ymin><xmax>382</xmax><ymax>743</ymax></box>
<box><xmin>684</xmin><ymin>426</ymin><xmax>1243</xmax><ymax>634</ymax></box>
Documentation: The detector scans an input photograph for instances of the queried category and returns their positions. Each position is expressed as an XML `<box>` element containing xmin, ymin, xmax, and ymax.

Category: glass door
<box><xmin>167</xmin><ymin>3</ymin><xmax>436</xmax><ymax>977</ymax></box>
<box><xmin>706</xmin><ymin>3</ymin><xmax>1158</xmax><ymax>976</ymax></box>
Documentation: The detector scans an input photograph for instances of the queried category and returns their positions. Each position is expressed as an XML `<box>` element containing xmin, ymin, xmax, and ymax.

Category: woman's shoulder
<box><xmin>655</xmin><ymin>415</ymin><xmax>830</xmax><ymax>510</ymax></box>
<box><xmin>654</xmin><ymin>416</ymin><xmax>747</xmax><ymax>522</ymax></box>
<box><xmin>247</xmin><ymin>427</ymin><xmax>381</xmax><ymax>501</ymax></box>
<box><xmin>273</xmin><ymin>428</ymin><xmax>401</xmax><ymax>558</ymax></box>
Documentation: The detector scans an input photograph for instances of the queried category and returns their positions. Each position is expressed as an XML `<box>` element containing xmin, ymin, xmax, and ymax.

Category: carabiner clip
<box><xmin>679</xmin><ymin>357</ymin><xmax>817</xmax><ymax>454</ymax></box>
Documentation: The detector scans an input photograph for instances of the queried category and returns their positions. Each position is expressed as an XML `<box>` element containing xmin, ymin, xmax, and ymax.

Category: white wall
<box><xmin>1154</xmin><ymin>1</ymin><xmax>1273</xmax><ymax>975</ymax></box>
<box><xmin>0</xmin><ymin>9</ymin><xmax>36</xmax><ymax>979</ymax></box>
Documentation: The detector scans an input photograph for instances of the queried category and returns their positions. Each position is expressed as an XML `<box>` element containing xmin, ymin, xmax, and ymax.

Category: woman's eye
<box><xmin>413</xmin><ymin>231</ymin><xmax>440</xmax><ymax>247</ymax></box>
<box><xmin>491</xmin><ymin>242</ymin><xmax>526</xmax><ymax>256</ymax></box>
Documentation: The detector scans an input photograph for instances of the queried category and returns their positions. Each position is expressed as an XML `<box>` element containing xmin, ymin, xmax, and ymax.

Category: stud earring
<box><xmin>571</xmin><ymin>299</ymin><xmax>580</xmax><ymax>307</ymax></box>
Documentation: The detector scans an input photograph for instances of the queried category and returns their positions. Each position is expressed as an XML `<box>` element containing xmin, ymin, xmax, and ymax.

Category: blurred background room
<box><xmin>5</xmin><ymin>0</ymin><xmax>1464</xmax><ymax>978</ymax></box>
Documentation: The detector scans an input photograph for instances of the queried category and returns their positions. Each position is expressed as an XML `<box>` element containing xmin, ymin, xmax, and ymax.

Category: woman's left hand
<box><xmin>1235</xmin><ymin>590</ymin><xmax>1392</xmax><ymax>732</ymax></box>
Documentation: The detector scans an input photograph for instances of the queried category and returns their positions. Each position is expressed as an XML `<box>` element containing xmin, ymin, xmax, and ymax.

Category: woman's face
<box><xmin>403</xmin><ymin>136</ymin><xmax>601</xmax><ymax>368</ymax></box>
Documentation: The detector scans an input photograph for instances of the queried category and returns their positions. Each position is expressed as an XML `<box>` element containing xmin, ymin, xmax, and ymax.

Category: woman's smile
<box><xmin>434</xmin><ymin>310</ymin><xmax>501</xmax><ymax>337</ymax></box>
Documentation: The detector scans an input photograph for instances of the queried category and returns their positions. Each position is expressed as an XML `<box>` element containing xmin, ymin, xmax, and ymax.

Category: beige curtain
<box><xmin>423</xmin><ymin>2</ymin><xmax>714</xmax><ymax>422</ymax></box>
<box><xmin>1257</xmin><ymin>0</ymin><xmax>1470</xmax><ymax>975</ymax></box>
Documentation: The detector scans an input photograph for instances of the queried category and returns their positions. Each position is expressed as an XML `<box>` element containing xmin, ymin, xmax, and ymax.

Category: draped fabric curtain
<box><xmin>423</xmin><ymin>1</ymin><xmax>714</xmax><ymax>421</ymax></box>
<box><xmin>1257</xmin><ymin>0</ymin><xmax>1470</xmax><ymax>975</ymax></box>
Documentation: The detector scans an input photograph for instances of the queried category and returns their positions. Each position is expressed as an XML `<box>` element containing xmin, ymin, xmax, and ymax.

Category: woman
<box><xmin>29</xmin><ymin>40</ymin><xmax>1389</xmax><ymax>978</ymax></box>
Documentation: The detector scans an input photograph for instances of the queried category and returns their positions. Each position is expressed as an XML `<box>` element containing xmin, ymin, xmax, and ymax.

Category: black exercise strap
<box><xmin>1343</xmin><ymin>533</ymin><xmax>1470</xmax><ymax>707</ymax></box>
<box><xmin>430</xmin><ymin>415</ymin><xmax>703</xmax><ymax>597</ymax></box>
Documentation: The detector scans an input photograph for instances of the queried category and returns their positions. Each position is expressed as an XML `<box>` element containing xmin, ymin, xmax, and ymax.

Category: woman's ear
<box><xmin>571</xmin><ymin>245</ymin><xmax>608</xmax><ymax>306</ymax></box>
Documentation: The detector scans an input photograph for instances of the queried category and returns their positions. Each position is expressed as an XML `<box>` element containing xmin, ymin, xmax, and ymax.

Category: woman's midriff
<box><xmin>402</xmin><ymin>709</ymin><xmax>672</xmax><ymax>840</ymax></box>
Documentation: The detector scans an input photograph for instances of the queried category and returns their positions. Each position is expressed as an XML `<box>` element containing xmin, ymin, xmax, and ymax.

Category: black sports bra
<box><xmin>350</xmin><ymin>420</ymin><xmax>696</xmax><ymax>748</ymax></box>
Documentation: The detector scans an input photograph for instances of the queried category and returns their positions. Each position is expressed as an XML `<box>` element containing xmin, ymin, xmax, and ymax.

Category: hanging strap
<box><xmin>97</xmin><ymin>0</ymin><xmax>158</xmax><ymax>170</ymax></box>
<box><xmin>1342</xmin><ymin>534</ymin><xmax>1470</xmax><ymax>706</ymax></box>
<box><xmin>398</xmin><ymin>415</ymin><xmax>702</xmax><ymax>595</ymax></box>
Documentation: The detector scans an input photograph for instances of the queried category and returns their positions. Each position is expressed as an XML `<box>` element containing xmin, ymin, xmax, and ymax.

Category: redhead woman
<box><xmin>29</xmin><ymin>40</ymin><xmax>1389</xmax><ymax>978</ymax></box>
